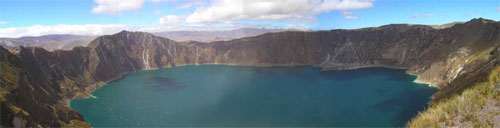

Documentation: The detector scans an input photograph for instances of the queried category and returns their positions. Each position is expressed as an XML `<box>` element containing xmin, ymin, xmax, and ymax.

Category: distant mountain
<box><xmin>0</xmin><ymin>22</ymin><xmax>468</xmax><ymax>52</ymax></box>
<box><xmin>0</xmin><ymin>18</ymin><xmax>499</xmax><ymax>127</ymax></box>
<box><xmin>429</xmin><ymin>22</ymin><xmax>465</xmax><ymax>29</ymax></box>
<box><xmin>153</xmin><ymin>28</ymin><xmax>289</xmax><ymax>42</ymax></box>
<box><xmin>0</xmin><ymin>28</ymin><xmax>287</xmax><ymax>51</ymax></box>
<box><xmin>0</xmin><ymin>35</ymin><xmax>96</xmax><ymax>51</ymax></box>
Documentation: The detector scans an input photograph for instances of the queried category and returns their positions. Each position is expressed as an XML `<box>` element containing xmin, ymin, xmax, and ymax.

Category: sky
<box><xmin>0</xmin><ymin>0</ymin><xmax>498</xmax><ymax>37</ymax></box>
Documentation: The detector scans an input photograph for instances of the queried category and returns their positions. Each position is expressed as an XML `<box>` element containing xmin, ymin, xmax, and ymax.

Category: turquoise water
<box><xmin>70</xmin><ymin>65</ymin><xmax>438</xmax><ymax>127</ymax></box>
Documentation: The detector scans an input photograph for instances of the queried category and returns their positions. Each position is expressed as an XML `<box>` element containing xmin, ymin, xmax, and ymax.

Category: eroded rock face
<box><xmin>0</xmin><ymin>18</ymin><xmax>498</xmax><ymax>127</ymax></box>
<box><xmin>0</xmin><ymin>46</ymin><xmax>86</xmax><ymax>127</ymax></box>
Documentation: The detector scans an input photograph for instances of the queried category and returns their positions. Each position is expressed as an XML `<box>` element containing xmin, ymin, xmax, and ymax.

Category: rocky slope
<box><xmin>408</xmin><ymin>66</ymin><xmax>500</xmax><ymax>127</ymax></box>
<box><xmin>0</xmin><ymin>18</ymin><xmax>498</xmax><ymax>127</ymax></box>
<box><xmin>0</xmin><ymin>47</ymin><xmax>89</xmax><ymax>127</ymax></box>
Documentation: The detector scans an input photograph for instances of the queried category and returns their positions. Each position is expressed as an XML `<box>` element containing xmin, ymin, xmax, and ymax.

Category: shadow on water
<box><xmin>146</xmin><ymin>77</ymin><xmax>186</xmax><ymax>92</ymax></box>
<box><xmin>71</xmin><ymin>66</ymin><xmax>438</xmax><ymax>127</ymax></box>
<box><xmin>319</xmin><ymin>67</ymin><xmax>404</xmax><ymax>81</ymax></box>
<box><xmin>375</xmin><ymin>88</ymin><xmax>390</xmax><ymax>95</ymax></box>
<box><xmin>367</xmin><ymin>87</ymin><xmax>437</xmax><ymax>126</ymax></box>
<box><xmin>250</xmin><ymin>66</ymin><xmax>310</xmax><ymax>75</ymax></box>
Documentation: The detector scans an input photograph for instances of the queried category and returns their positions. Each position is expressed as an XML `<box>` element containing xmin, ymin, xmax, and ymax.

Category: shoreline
<box><xmin>322</xmin><ymin>64</ymin><xmax>439</xmax><ymax>88</ymax></box>
<box><xmin>67</xmin><ymin>63</ymin><xmax>437</xmax><ymax>105</ymax></box>
<box><xmin>321</xmin><ymin>64</ymin><xmax>409</xmax><ymax>71</ymax></box>
<box><xmin>66</xmin><ymin>71</ymin><xmax>135</xmax><ymax>106</ymax></box>
<box><xmin>66</xmin><ymin>63</ymin><xmax>442</xmax><ymax>128</ymax></box>
<box><xmin>413</xmin><ymin>76</ymin><xmax>438</xmax><ymax>88</ymax></box>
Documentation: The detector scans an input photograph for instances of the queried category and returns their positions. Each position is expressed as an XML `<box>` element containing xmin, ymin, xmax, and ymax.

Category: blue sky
<box><xmin>0</xmin><ymin>0</ymin><xmax>498</xmax><ymax>37</ymax></box>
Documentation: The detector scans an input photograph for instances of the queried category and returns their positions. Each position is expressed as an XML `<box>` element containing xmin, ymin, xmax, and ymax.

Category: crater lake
<box><xmin>70</xmin><ymin>65</ymin><xmax>438</xmax><ymax>127</ymax></box>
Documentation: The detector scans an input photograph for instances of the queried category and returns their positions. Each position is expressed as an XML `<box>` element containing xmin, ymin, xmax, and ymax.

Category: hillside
<box><xmin>408</xmin><ymin>66</ymin><xmax>500</xmax><ymax>127</ymax></box>
<box><xmin>0</xmin><ymin>18</ymin><xmax>498</xmax><ymax>127</ymax></box>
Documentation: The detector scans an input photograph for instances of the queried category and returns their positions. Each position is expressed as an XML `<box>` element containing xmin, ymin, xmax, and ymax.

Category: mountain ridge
<box><xmin>152</xmin><ymin>28</ymin><xmax>290</xmax><ymax>42</ymax></box>
<box><xmin>1</xmin><ymin>18</ymin><xmax>499</xmax><ymax>127</ymax></box>
<box><xmin>0</xmin><ymin>20</ymin><xmax>474</xmax><ymax>52</ymax></box>
<box><xmin>0</xmin><ymin>35</ymin><xmax>96</xmax><ymax>51</ymax></box>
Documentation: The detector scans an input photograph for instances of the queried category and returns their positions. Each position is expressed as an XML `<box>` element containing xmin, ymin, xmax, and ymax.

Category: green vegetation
<box><xmin>0</xmin><ymin>62</ymin><xmax>21</xmax><ymax>102</ymax></box>
<box><xmin>0</xmin><ymin>62</ymin><xmax>21</xmax><ymax>87</ymax></box>
<box><xmin>407</xmin><ymin>66</ymin><xmax>500</xmax><ymax>127</ymax></box>
<box><xmin>465</xmin><ymin>46</ymin><xmax>496</xmax><ymax>65</ymax></box>
<box><xmin>8</xmin><ymin>104</ymin><xmax>30</xmax><ymax>116</ymax></box>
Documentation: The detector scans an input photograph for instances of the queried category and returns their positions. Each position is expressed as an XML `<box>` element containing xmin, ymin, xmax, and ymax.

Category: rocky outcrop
<box><xmin>0</xmin><ymin>18</ymin><xmax>498</xmax><ymax>127</ymax></box>
<box><xmin>0</xmin><ymin>47</ymin><xmax>88</xmax><ymax>127</ymax></box>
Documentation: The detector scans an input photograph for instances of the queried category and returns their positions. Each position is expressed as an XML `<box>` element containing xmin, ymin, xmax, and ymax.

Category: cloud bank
<box><xmin>412</xmin><ymin>13</ymin><xmax>435</xmax><ymax>18</ymax></box>
<box><xmin>185</xmin><ymin>0</ymin><xmax>374</xmax><ymax>23</ymax></box>
<box><xmin>91</xmin><ymin>0</ymin><xmax>145</xmax><ymax>14</ymax></box>
<box><xmin>0</xmin><ymin>23</ymin><xmax>298</xmax><ymax>38</ymax></box>
<box><xmin>159</xmin><ymin>15</ymin><xmax>183</xmax><ymax>26</ymax></box>
<box><xmin>0</xmin><ymin>24</ymin><xmax>130</xmax><ymax>37</ymax></box>
<box><xmin>1</xmin><ymin>0</ymin><xmax>376</xmax><ymax>37</ymax></box>
<box><xmin>173</xmin><ymin>1</ymin><xmax>206</xmax><ymax>11</ymax></box>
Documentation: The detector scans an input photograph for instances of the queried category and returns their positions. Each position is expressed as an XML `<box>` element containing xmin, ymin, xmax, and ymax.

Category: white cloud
<box><xmin>159</xmin><ymin>15</ymin><xmax>184</xmax><ymax>26</ymax></box>
<box><xmin>0</xmin><ymin>24</ymin><xmax>130</xmax><ymax>37</ymax></box>
<box><xmin>0</xmin><ymin>24</ymin><xmax>238</xmax><ymax>38</ymax></box>
<box><xmin>91</xmin><ymin>0</ymin><xmax>145</xmax><ymax>14</ymax></box>
<box><xmin>317</xmin><ymin>0</ymin><xmax>374</xmax><ymax>12</ymax></box>
<box><xmin>341</xmin><ymin>11</ymin><xmax>354</xmax><ymax>16</ymax></box>
<box><xmin>0</xmin><ymin>22</ymin><xmax>309</xmax><ymax>38</ymax></box>
<box><xmin>0</xmin><ymin>21</ymin><xmax>6</xmax><ymax>24</ymax></box>
<box><xmin>412</xmin><ymin>13</ymin><xmax>435</xmax><ymax>18</ymax></box>
<box><xmin>284</xmin><ymin>24</ymin><xmax>311</xmax><ymax>30</ymax></box>
<box><xmin>172</xmin><ymin>1</ymin><xmax>206</xmax><ymax>11</ymax></box>
<box><xmin>150</xmin><ymin>0</ymin><xmax>176</xmax><ymax>3</ymax></box>
<box><xmin>344</xmin><ymin>15</ymin><xmax>358</xmax><ymax>20</ymax></box>
<box><xmin>341</xmin><ymin>11</ymin><xmax>357</xmax><ymax>20</ymax></box>
<box><xmin>155</xmin><ymin>10</ymin><xmax>162</xmax><ymax>14</ymax></box>
<box><xmin>185</xmin><ymin>0</ymin><xmax>375</xmax><ymax>23</ymax></box>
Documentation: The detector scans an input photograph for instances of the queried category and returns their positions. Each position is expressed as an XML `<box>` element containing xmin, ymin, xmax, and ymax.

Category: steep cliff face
<box><xmin>0</xmin><ymin>18</ymin><xmax>498</xmax><ymax>127</ymax></box>
<box><xmin>408</xmin><ymin>58</ymin><xmax>500</xmax><ymax>127</ymax></box>
<box><xmin>0</xmin><ymin>47</ymin><xmax>89</xmax><ymax>127</ymax></box>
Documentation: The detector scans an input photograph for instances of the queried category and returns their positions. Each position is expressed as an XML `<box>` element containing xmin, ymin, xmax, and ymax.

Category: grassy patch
<box><xmin>0</xmin><ymin>62</ymin><xmax>21</xmax><ymax>87</ymax></box>
<box><xmin>465</xmin><ymin>46</ymin><xmax>496</xmax><ymax>65</ymax></box>
<box><xmin>489</xmin><ymin>65</ymin><xmax>500</xmax><ymax>85</ymax></box>
<box><xmin>0</xmin><ymin>62</ymin><xmax>21</xmax><ymax>102</ymax></box>
<box><xmin>8</xmin><ymin>104</ymin><xmax>30</xmax><ymax>116</ymax></box>
<box><xmin>407</xmin><ymin>66</ymin><xmax>500</xmax><ymax>127</ymax></box>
